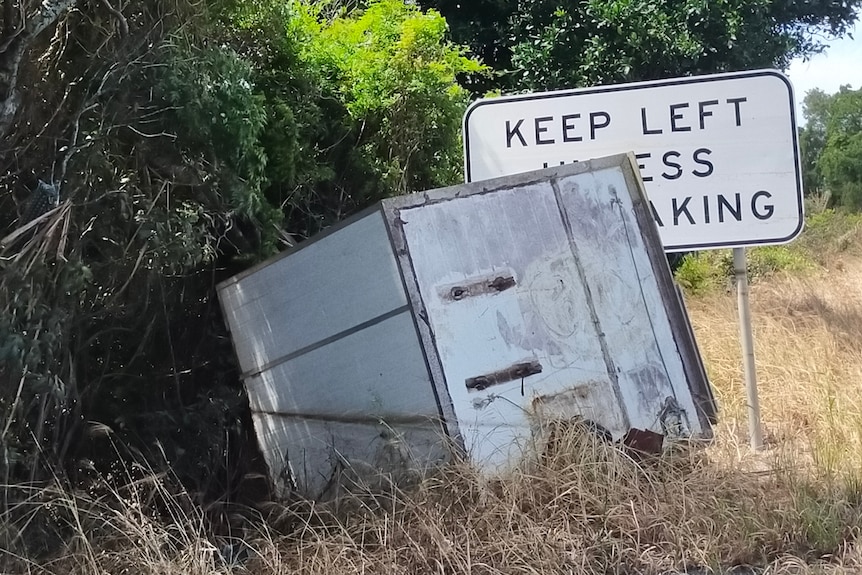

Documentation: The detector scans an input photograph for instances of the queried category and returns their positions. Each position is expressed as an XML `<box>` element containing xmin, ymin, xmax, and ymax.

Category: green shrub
<box><xmin>795</xmin><ymin>209</ymin><xmax>862</xmax><ymax>260</ymax></box>
<box><xmin>674</xmin><ymin>253</ymin><xmax>724</xmax><ymax>295</ymax></box>
<box><xmin>675</xmin><ymin>246</ymin><xmax>813</xmax><ymax>296</ymax></box>
<box><xmin>747</xmin><ymin>246</ymin><xmax>812</xmax><ymax>280</ymax></box>
<box><xmin>291</xmin><ymin>0</ymin><xmax>485</xmax><ymax>195</ymax></box>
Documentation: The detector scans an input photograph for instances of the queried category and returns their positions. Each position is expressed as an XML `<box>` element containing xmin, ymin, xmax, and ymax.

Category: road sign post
<box><xmin>462</xmin><ymin>69</ymin><xmax>803</xmax><ymax>450</ymax></box>
<box><xmin>734</xmin><ymin>247</ymin><xmax>764</xmax><ymax>450</ymax></box>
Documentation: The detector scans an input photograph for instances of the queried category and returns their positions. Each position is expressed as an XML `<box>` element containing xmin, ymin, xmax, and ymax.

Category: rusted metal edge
<box><xmin>383</xmin><ymin>154</ymin><xmax>633</xmax><ymax>212</ymax></box>
<box><xmin>380</xmin><ymin>200</ymin><xmax>465</xmax><ymax>454</ymax></box>
<box><xmin>251</xmin><ymin>409</ymin><xmax>445</xmax><ymax>427</ymax></box>
<box><xmin>618</xmin><ymin>154</ymin><xmax>718</xmax><ymax>434</ymax></box>
<box><xmin>622</xmin><ymin>427</ymin><xmax>664</xmax><ymax>455</ymax></box>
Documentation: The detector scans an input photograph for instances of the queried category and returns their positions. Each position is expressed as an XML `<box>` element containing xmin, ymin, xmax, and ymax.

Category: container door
<box><xmin>397</xmin><ymin>182</ymin><xmax>629</xmax><ymax>472</ymax></box>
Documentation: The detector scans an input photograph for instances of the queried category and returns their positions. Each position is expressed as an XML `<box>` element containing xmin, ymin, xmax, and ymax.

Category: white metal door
<box><xmin>399</xmin><ymin>182</ymin><xmax>629</xmax><ymax>471</ymax></box>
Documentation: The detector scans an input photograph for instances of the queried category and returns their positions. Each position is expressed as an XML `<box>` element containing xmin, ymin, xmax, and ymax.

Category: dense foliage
<box><xmin>0</xmin><ymin>0</ymin><xmax>478</xmax><ymax>506</ymax></box>
<box><xmin>422</xmin><ymin>0</ymin><xmax>862</xmax><ymax>93</ymax></box>
<box><xmin>800</xmin><ymin>86</ymin><xmax>862</xmax><ymax>207</ymax></box>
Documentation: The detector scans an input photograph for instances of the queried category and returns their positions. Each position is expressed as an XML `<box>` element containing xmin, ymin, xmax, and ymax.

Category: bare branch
<box><xmin>0</xmin><ymin>0</ymin><xmax>78</xmax><ymax>137</ymax></box>
<box><xmin>28</xmin><ymin>0</ymin><xmax>77</xmax><ymax>39</ymax></box>
<box><xmin>124</xmin><ymin>125</ymin><xmax>178</xmax><ymax>140</ymax></box>
<box><xmin>98</xmin><ymin>0</ymin><xmax>127</xmax><ymax>37</ymax></box>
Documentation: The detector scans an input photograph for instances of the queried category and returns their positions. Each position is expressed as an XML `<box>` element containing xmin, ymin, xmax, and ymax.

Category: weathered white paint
<box><xmin>218</xmin><ymin>154</ymin><xmax>715</xmax><ymax>499</ymax></box>
<box><xmin>552</xmin><ymin>169</ymin><xmax>701</xmax><ymax>435</ymax></box>
<box><xmin>398</xmin><ymin>184</ymin><xmax>628</xmax><ymax>470</ymax></box>
<box><xmin>397</xmin><ymin>165</ymin><xmax>705</xmax><ymax>472</ymax></box>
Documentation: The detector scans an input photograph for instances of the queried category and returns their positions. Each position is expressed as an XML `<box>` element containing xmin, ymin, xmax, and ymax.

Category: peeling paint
<box><xmin>530</xmin><ymin>382</ymin><xmax>629</xmax><ymax>439</ymax></box>
<box><xmin>465</xmin><ymin>360</ymin><xmax>543</xmax><ymax>391</ymax></box>
<box><xmin>218</xmin><ymin>155</ymin><xmax>716</xmax><ymax>498</ymax></box>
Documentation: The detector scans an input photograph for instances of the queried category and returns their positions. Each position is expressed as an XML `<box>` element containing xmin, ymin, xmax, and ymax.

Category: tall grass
<box><xmin>6</xmin><ymin>258</ymin><xmax>862</xmax><ymax>574</ymax></box>
<box><xmin>689</xmin><ymin>263</ymin><xmax>862</xmax><ymax>482</ymax></box>
<box><xmin>674</xmin><ymin>203</ymin><xmax>862</xmax><ymax>295</ymax></box>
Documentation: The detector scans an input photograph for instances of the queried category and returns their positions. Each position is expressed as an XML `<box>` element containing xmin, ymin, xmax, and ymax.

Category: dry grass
<box><xmin>688</xmin><ymin>261</ymin><xmax>862</xmax><ymax>481</ymax></box>
<box><xmin>6</xmin><ymin>260</ymin><xmax>862</xmax><ymax>574</ymax></box>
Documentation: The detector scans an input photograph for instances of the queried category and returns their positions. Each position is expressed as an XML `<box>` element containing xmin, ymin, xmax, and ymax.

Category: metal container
<box><xmin>218</xmin><ymin>153</ymin><xmax>716</xmax><ymax>499</ymax></box>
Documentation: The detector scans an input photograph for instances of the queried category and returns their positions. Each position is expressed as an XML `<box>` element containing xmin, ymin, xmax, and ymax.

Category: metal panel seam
<box><xmin>619</xmin><ymin>154</ymin><xmax>717</xmax><ymax>432</ymax></box>
<box><xmin>239</xmin><ymin>304</ymin><xmax>411</xmax><ymax>380</ymax></box>
<box><xmin>550</xmin><ymin>176</ymin><xmax>632</xmax><ymax>430</ymax></box>
<box><xmin>381</xmin><ymin>201</ymin><xmax>464</xmax><ymax>452</ymax></box>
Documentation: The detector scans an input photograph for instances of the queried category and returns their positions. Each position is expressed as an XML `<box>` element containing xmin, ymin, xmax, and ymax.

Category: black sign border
<box><xmin>462</xmin><ymin>69</ymin><xmax>804</xmax><ymax>252</ymax></box>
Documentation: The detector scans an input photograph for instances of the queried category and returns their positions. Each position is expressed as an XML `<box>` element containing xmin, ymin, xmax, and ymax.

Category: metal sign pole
<box><xmin>733</xmin><ymin>247</ymin><xmax>764</xmax><ymax>450</ymax></box>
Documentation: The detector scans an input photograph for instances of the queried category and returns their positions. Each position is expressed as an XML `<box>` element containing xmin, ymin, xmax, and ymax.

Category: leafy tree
<box><xmin>0</xmin><ymin>0</ymin><xmax>278</xmax><ymax>498</ymax></box>
<box><xmin>421</xmin><ymin>0</ymin><xmax>862</xmax><ymax>93</ymax></box>
<box><xmin>819</xmin><ymin>87</ymin><xmax>862</xmax><ymax>207</ymax></box>
<box><xmin>295</xmin><ymin>0</ymin><xmax>483</xmax><ymax>195</ymax></box>
<box><xmin>799</xmin><ymin>88</ymin><xmax>834</xmax><ymax>196</ymax></box>
<box><xmin>224</xmin><ymin>0</ymin><xmax>482</xmax><ymax>236</ymax></box>
<box><xmin>0</xmin><ymin>0</ymin><xmax>481</xmax><ymax>510</ymax></box>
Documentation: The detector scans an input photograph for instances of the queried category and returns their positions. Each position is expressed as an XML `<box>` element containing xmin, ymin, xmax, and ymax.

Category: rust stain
<box><xmin>531</xmin><ymin>384</ymin><xmax>592</xmax><ymax>408</ymax></box>
<box><xmin>622</xmin><ymin>428</ymin><xmax>664</xmax><ymax>455</ymax></box>
<box><xmin>441</xmin><ymin>274</ymin><xmax>516</xmax><ymax>302</ymax></box>
<box><xmin>465</xmin><ymin>359</ymin><xmax>542</xmax><ymax>391</ymax></box>
<box><xmin>529</xmin><ymin>382</ymin><xmax>629</xmax><ymax>441</ymax></box>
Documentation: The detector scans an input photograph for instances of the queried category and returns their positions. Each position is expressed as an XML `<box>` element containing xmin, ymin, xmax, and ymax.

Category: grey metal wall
<box><xmin>218</xmin><ymin>210</ymin><xmax>448</xmax><ymax>498</ymax></box>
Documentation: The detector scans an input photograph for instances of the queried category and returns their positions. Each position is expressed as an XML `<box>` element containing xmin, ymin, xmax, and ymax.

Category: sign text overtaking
<box><xmin>463</xmin><ymin>70</ymin><xmax>803</xmax><ymax>251</ymax></box>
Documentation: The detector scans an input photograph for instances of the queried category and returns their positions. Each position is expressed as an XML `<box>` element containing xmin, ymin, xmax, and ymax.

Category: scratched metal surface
<box><xmin>218</xmin><ymin>209</ymin><xmax>448</xmax><ymax>498</ymax></box>
<box><xmin>244</xmin><ymin>312</ymin><xmax>437</xmax><ymax>420</ymax></box>
<box><xmin>397</xmin><ymin>184</ymin><xmax>629</xmax><ymax>471</ymax></box>
<box><xmin>395</xmin><ymin>161</ymin><xmax>706</xmax><ymax>472</ymax></box>
<box><xmin>552</xmin><ymin>170</ymin><xmax>701</xmax><ymax>435</ymax></box>
<box><xmin>218</xmin><ymin>154</ymin><xmax>713</xmax><ymax>497</ymax></box>
<box><xmin>252</xmin><ymin>410</ymin><xmax>446</xmax><ymax>499</ymax></box>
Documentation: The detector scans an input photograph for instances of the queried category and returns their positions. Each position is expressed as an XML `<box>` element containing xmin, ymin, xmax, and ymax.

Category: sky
<box><xmin>785</xmin><ymin>20</ymin><xmax>862</xmax><ymax>123</ymax></box>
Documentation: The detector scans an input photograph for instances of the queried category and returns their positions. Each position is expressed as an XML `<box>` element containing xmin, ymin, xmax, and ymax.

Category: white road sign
<box><xmin>463</xmin><ymin>69</ymin><xmax>803</xmax><ymax>251</ymax></box>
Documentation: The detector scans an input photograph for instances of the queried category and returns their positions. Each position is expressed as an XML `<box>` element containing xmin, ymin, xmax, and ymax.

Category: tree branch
<box><xmin>28</xmin><ymin>0</ymin><xmax>78</xmax><ymax>39</ymax></box>
<box><xmin>0</xmin><ymin>0</ymin><xmax>78</xmax><ymax>137</ymax></box>
<box><xmin>98</xmin><ymin>0</ymin><xmax>127</xmax><ymax>38</ymax></box>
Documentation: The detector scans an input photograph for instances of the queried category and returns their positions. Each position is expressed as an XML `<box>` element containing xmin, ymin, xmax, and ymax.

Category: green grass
<box><xmin>674</xmin><ymin>203</ymin><xmax>862</xmax><ymax>295</ymax></box>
